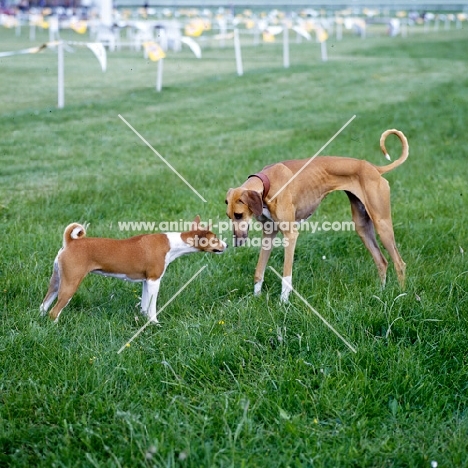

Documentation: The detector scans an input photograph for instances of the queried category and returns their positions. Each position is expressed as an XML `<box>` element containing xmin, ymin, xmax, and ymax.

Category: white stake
<box><xmin>336</xmin><ymin>21</ymin><xmax>342</xmax><ymax>40</ymax></box>
<box><xmin>234</xmin><ymin>28</ymin><xmax>243</xmax><ymax>76</ymax></box>
<box><xmin>58</xmin><ymin>41</ymin><xmax>64</xmax><ymax>108</ymax></box>
<box><xmin>253</xmin><ymin>21</ymin><xmax>261</xmax><ymax>46</ymax></box>
<box><xmin>156</xmin><ymin>58</ymin><xmax>164</xmax><ymax>92</ymax></box>
<box><xmin>49</xmin><ymin>15</ymin><xmax>58</xmax><ymax>42</ymax></box>
<box><xmin>321</xmin><ymin>40</ymin><xmax>328</xmax><ymax>62</ymax></box>
<box><xmin>283</xmin><ymin>24</ymin><xmax>289</xmax><ymax>68</ymax></box>
<box><xmin>401</xmin><ymin>19</ymin><xmax>408</xmax><ymax>37</ymax></box>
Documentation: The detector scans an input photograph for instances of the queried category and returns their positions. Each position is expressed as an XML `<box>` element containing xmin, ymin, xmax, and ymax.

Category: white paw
<box><xmin>280</xmin><ymin>291</ymin><xmax>290</xmax><ymax>303</ymax></box>
<box><xmin>254</xmin><ymin>281</ymin><xmax>263</xmax><ymax>296</ymax></box>
<box><xmin>280</xmin><ymin>276</ymin><xmax>292</xmax><ymax>303</ymax></box>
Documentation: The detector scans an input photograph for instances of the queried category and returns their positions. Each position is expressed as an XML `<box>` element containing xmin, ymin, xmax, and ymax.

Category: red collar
<box><xmin>248</xmin><ymin>172</ymin><xmax>270</xmax><ymax>200</ymax></box>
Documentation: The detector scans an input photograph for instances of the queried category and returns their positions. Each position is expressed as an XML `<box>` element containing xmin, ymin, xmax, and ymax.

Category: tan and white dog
<box><xmin>40</xmin><ymin>216</ymin><xmax>226</xmax><ymax>322</ymax></box>
<box><xmin>225</xmin><ymin>129</ymin><xmax>408</xmax><ymax>302</ymax></box>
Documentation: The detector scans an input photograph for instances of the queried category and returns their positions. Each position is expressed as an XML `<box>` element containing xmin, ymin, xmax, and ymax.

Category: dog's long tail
<box><xmin>377</xmin><ymin>129</ymin><xmax>409</xmax><ymax>174</ymax></box>
<box><xmin>63</xmin><ymin>223</ymin><xmax>86</xmax><ymax>247</ymax></box>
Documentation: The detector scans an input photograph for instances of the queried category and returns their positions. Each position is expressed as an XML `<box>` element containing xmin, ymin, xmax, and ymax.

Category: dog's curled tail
<box><xmin>378</xmin><ymin>129</ymin><xmax>409</xmax><ymax>174</ymax></box>
<box><xmin>63</xmin><ymin>223</ymin><xmax>86</xmax><ymax>247</ymax></box>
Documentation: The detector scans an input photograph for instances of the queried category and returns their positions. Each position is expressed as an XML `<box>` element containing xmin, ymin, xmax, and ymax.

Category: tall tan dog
<box><xmin>40</xmin><ymin>216</ymin><xmax>226</xmax><ymax>322</ymax></box>
<box><xmin>225</xmin><ymin>129</ymin><xmax>408</xmax><ymax>301</ymax></box>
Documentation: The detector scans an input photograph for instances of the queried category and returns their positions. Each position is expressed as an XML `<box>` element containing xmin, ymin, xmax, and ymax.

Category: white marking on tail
<box><xmin>71</xmin><ymin>226</ymin><xmax>84</xmax><ymax>239</ymax></box>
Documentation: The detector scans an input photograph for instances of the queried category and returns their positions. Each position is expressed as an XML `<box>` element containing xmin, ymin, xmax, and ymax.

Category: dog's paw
<box><xmin>147</xmin><ymin>315</ymin><xmax>160</xmax><ymax>324</ymax></box>
<box><xmin>280</xmin><ymin>276</ymin><xmax>293</xmax><ymax>303</ymax></box>
<box><xmin>254</xmin><ymin>281</ymin><xmax>263</xmax><ymax>296</ymax></box>
<box><xmin>280</xmin><ymin>293</ymin><xmax>290</xmax><ymax>304</ymax></box>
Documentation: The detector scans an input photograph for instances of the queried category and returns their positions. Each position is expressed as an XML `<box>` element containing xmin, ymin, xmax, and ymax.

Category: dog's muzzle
<box><xmin>233</xmin><ymin>237</ymin><xmax>245</xmax><ymax>247</ymax></box>
<box><xmin>233</xmin><ymin>231</ymin><xmax>249</xmax><ymax>247</ymax></box>
<box><xmin>231</xmin><ymin>220</ymin><xmax>250</xmax><ymax>247</ymax></box>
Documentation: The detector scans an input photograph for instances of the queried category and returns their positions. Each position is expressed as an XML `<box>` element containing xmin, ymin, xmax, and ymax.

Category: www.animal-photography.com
<box><xmin>1</xmin><ymin>0</ymin><xmax>467</xmax><ymax>466</ymax></box>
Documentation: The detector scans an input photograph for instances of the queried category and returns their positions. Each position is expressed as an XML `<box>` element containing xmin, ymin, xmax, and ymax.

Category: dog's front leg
<box><xmin>280</xmin><ymin>229</ymin><xmax>299</xmax><ymax>302</ymax></box>
<box><xmin>254</xmin><ymin>227</ymin><xmax>278</xmax><ymax>295</ymax></box>
<box><xmin>145</xmin><ymin>279</ymin><xmax>161</xmax><ymax>323</ymax></box>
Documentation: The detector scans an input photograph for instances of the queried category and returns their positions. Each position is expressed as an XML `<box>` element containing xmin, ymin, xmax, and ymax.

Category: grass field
<box><xmin>1</xmin><ymin>23</ymin><xmax>468</xmax><ymax>467</ymax></box>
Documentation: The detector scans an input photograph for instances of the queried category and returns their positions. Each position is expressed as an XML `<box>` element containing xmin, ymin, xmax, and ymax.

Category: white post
<box><xmin>100</xmin><ymin>0</ymin><xmax>113</xmax><ymax>28</ymax></box>
<box><xmin>98</xmin><ymin>0</ymin><xmax>113</xmax><ymax>50</ymax></box>
<box><xmin>218</xmin><ymin>17</ymin><xmax>227</xmax><ymax>48</ymax></box>
<box><xmin>234</xmin><ymin>28</ymin><xmax>243</xmax><ymax>76</ymax></box>
<box><xmin>58</xmin><ymin>41</ymin><xmax>64</xmax><ymax>108</ymax></box>
<box><xmin>336</xmin><ymin>21</ymin><xmax>342</xmax><ymax>41</ymax></box>
<box><xmin>321</xmin><ymin>41</ymin><xmax>328</xmax><ymax>62</ymax></box>
<box><xmin>283</xmin><ymin>24</ymin><xmax>289</xmax><ymax>68</ymax></box>
<box><xmin>49</xmin><ymin>15</ymin><xmax>58</xmax><ymax>42</ymax></box>
<box><xmin>401</xmin><ymin>19</ymin><xmax>407</xmax><ymax>37</ymax></box>
<box><xmin>253</xmin><ymin>20</ymin><xmax>260</xmax><ymax>46</ymax></box>
<box><xmin>30</xmin><ymin>24</ymin><xmax>36</xmax><ymax>41</ymax></box>
<box><xmin>156</xmin><ymin>58</ymin><xmax>163</xmax><ymax>92</ymax></box>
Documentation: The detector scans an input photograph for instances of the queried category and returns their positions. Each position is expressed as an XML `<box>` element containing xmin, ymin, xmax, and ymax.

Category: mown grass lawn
<box><xmin>1</xmin><ymin>23</ymin><xmax>467</xmax><ymax>467</ymax></box>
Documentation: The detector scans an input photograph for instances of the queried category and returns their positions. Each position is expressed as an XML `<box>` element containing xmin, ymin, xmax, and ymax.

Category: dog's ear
<box><xmin>240</xmin><ymin>190</ymin><xmax>263</xmax><ymax>216</ymax></box>
<box><xmin>191</xmin><ymin>215</ymin><xmax>201</xmax><ymax>231</ymax></box>
<box><xmin>225</xmin><ymin>188</ymin><xmax>233</xmax><ymax>204</ymax></box>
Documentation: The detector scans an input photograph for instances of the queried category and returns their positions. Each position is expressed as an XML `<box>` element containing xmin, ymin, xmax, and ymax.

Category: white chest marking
<box><xmin>164</xmin><ymin>232</ymin><xmax>198</xmax><ymax>267</ymax></box>
<box><xmin>262</xmin><ymin>206</ymin><xmax>273</xmax><ymax>221</ymax></box>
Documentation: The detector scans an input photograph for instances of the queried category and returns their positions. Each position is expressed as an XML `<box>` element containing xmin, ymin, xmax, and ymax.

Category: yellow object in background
<box><xmin>184</xmin><ymin>19</ymin><xmax>205</xmax><ymax>37</ymax></box>
<box><xmin>71</xmin><ymin>20</ymin><xmax>87</xmax><ymax>34</ymax></box>
<box><xmin>262</xmin><ymin>31</ymin><xmax>275</xmax><ymax>42</ymax></box>
<box><xmin>317</xmin><ymin>28</ymin><xmax>328</xmax><ymax>43</ymax></box>
<box><xmin>143</xmin><ymin>42</ymin><xmax>166</xmax><ymax>62</ymax></box>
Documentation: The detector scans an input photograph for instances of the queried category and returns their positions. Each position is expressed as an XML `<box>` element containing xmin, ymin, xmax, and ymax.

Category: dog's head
<box><xmin>225</xmin><ymin>188</ymin><xmax>263</xmax><ymax>247</ymax></box>
<box><xmin>183</xmin><ymin>216</ymin><xmax>227</xmax><ymax>253</ymax></box>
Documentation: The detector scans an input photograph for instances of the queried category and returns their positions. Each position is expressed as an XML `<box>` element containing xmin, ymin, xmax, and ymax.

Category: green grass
<box><xmin>1</xmin><ymin>24</ymin><xmax>468</xmax><ymax>467</ymax></box>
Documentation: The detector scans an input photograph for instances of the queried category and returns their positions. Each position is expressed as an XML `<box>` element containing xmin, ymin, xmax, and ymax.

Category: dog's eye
<box><xmin>234</xmin><ymin>213</ymin><xmax>243</xmax><ymax>220</ymax></box>
<box><xmin>224</xmin><ymin>200</ymin><xmax>228</xmax><ymax>205</ymax></box>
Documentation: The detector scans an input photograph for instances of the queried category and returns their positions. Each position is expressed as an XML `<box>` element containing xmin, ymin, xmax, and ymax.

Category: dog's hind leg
<box><xmin>48</xmin><ymin>265</ymin><xmax>87</xmax><ymax>322</ymax></box>
<box><xmin>355</xmin><ymin>183</ymin><xmax>406</xmax><ymax>288</ymax></box>
<box><xmin>40</xmin><ymin>258</ymin><xmax>61</xmax><ymax>315</ymax></box>
<box><xmin>346</xmin><ymin>191</ymin><xmax>388</xmax><ymax>285</ymax></box>
<box><xmin>373</xmin><ymin>218</ymin><xmax>406</xmax><ymax>288</ymax></box>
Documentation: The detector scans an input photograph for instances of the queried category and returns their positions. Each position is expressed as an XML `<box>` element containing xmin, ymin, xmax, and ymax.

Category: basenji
<box><xmin>225</xmin><ymin>129</ymin><xmax>408</xmax><ymax>301</ymax></box>
<box><xmin>40</xmin><ymin>216</ymin><xmax>227</xmax><ymax>322</ymax></box>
